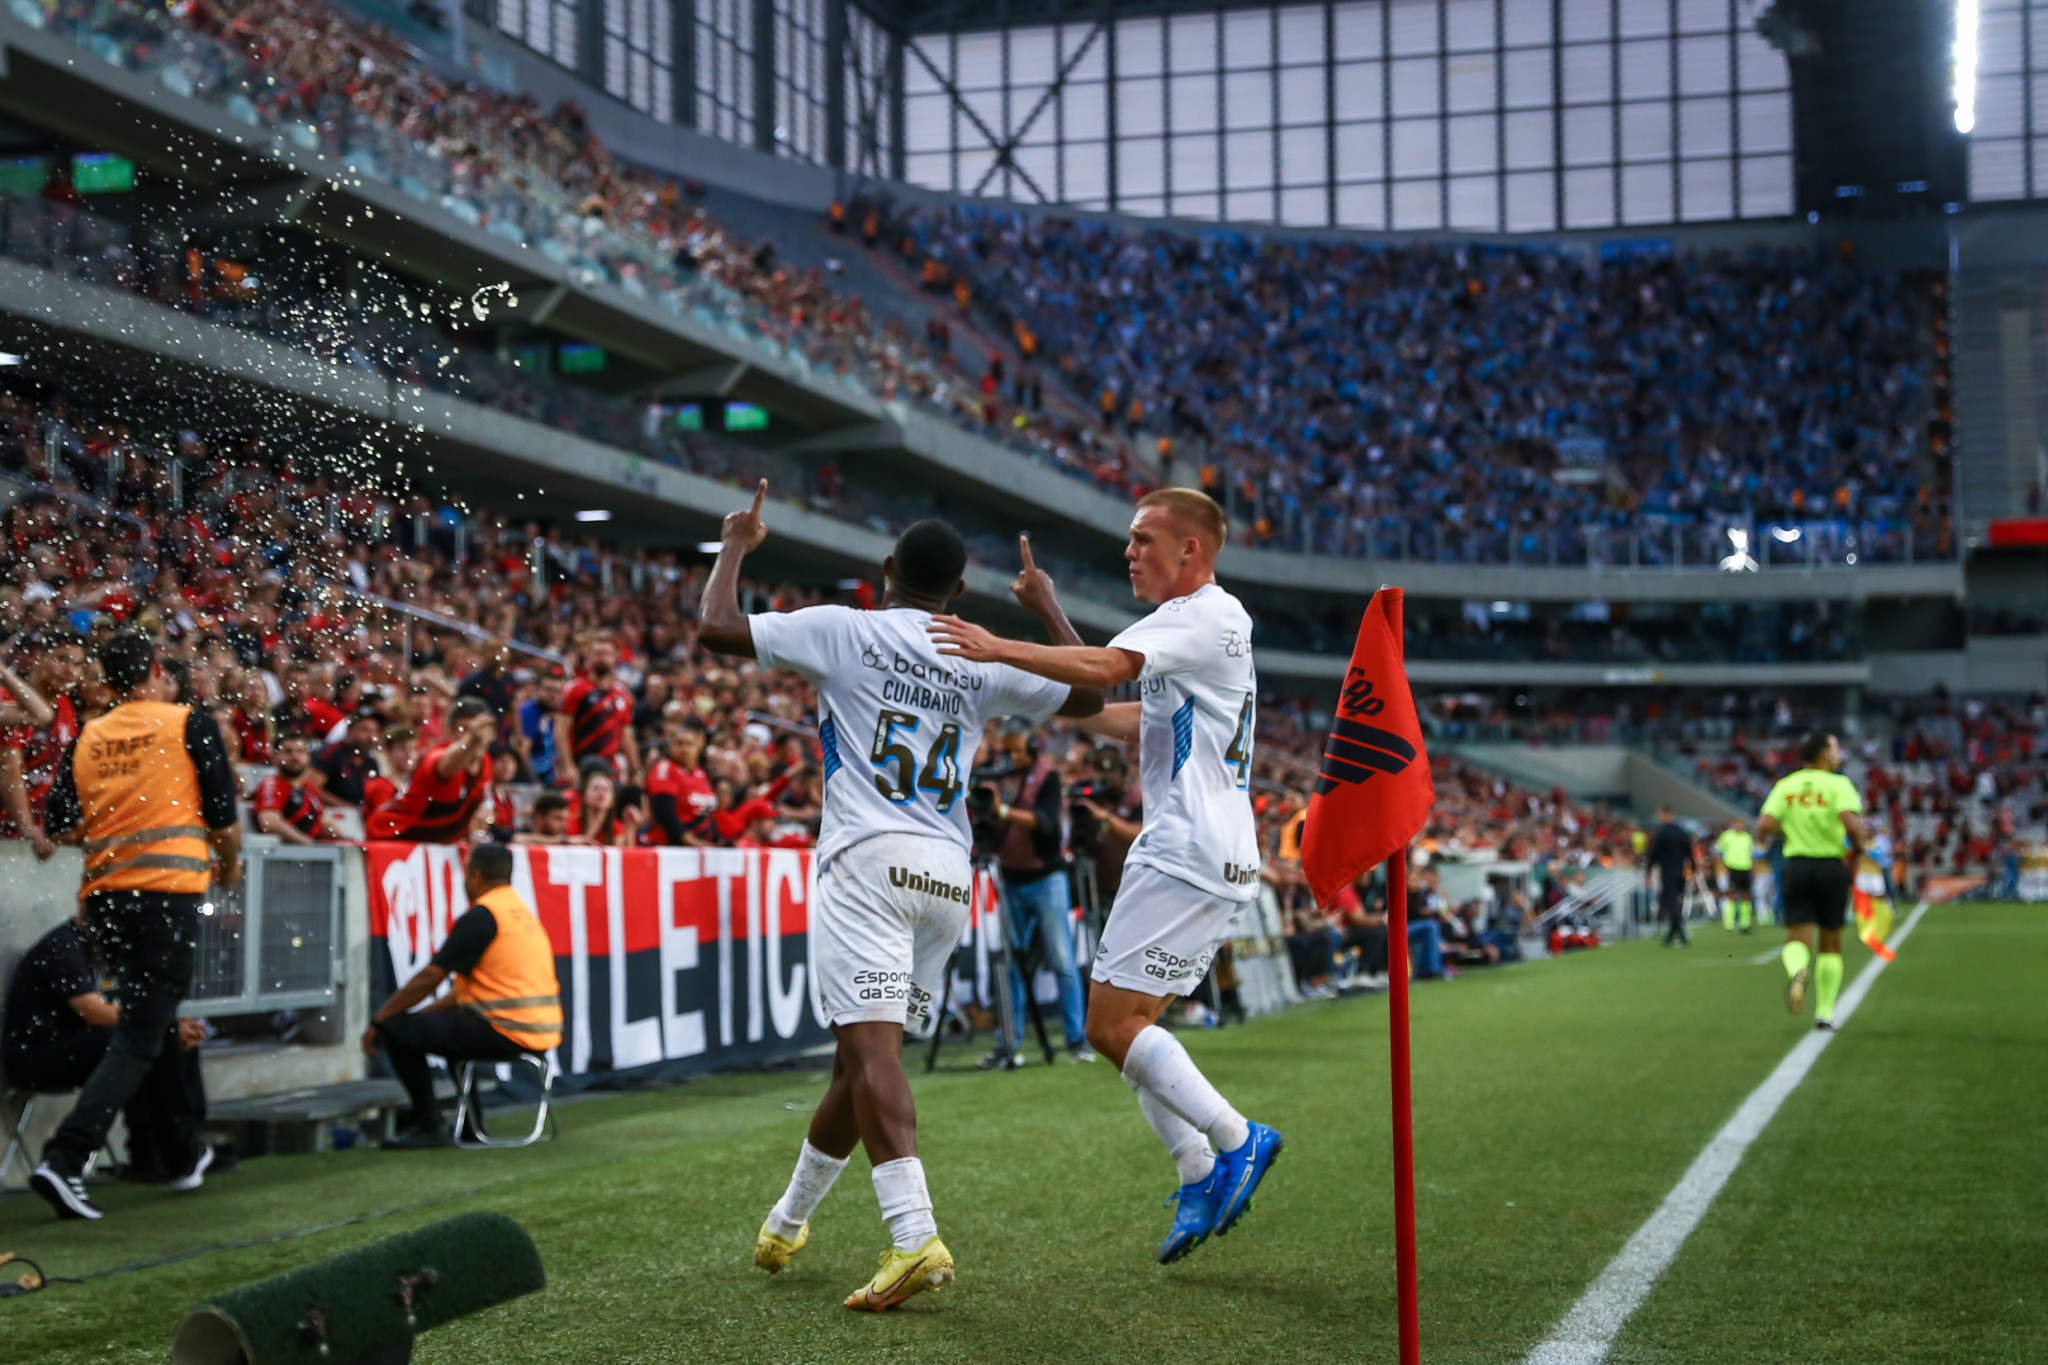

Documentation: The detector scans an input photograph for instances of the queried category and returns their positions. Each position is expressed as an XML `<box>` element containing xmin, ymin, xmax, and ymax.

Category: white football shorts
<box><xmin>810</xmin><ymin>831</ymin><xmax>974</xmax><ymax>1037</ymax></box>
<box><xmin>1090</xmin><ymin>862</ymin><xmax>1255</xmax><ymax>997</ymax></box>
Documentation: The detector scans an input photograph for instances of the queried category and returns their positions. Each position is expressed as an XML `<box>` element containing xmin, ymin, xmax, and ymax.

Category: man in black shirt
<box><xmin>2</xmin><ymin>921</ymin><xmax>209</xmax><ymax>1182</ymax></box>
<box><xmin>1645</xmin><ymin>805</ymin><xmax>1697</xmax><ymax>947</ymax></box>
<box><xmin>314</xmin><ymin>710</ymin><xmax>383</xmax><ymax>808</ymax></box>
<box><xmin>456</xmin><ymin>640</ymin><xmax>517</xmax><ymax>724</ymax></box>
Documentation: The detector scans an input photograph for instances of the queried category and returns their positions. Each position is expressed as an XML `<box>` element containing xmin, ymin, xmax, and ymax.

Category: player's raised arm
<box><xmin>699</xmin><ymin>480</ymin><xmax>768</xmax><ymax>660</ymax></box>
<box><xmin>927</xmin><ymin>612</ymin><xmax>1142</xmax><ymax>691</ymax></box>
<box><xmin>1008</xmin><ymin>534</ymin><xmax>1106</xmax><ymax>717</ymax></box>
<box><xmin>1080</xmin><ymin>701</ymin><xmax>1141</xmax><ymax>742</ymax></box>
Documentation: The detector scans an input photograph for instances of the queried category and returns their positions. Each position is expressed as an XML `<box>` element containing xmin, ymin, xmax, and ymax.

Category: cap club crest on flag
<box><xmin>1301</xmin><ymin>587</ymin><xmax>1433</xmax><ymax>909</ymax></box>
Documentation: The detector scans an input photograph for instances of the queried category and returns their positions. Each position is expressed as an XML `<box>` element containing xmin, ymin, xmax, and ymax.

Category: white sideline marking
<box><xmin>1524</xmin><ymin>902</ymin><xmax>1930</xmax><ymax>1365</ymax></box>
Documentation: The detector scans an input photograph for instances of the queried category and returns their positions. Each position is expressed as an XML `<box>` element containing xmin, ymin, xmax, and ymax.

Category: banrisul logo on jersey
<box><xmin>868</xmin><ymin>643</ymin><xmax>985</xmax><ymax>717</ymax></box>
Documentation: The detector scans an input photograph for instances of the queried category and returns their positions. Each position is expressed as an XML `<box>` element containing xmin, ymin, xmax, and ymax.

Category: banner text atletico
<box><xmin>365</xmin><ymin>843</ymin><xmax>1007</xmax><ymax>1091</ymax></box>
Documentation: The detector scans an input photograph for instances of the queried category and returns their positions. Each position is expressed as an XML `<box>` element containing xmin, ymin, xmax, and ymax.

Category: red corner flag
<box><xmin>1300</xmin><ymin>587</ymin><xmax>1433</xmax><ymax>907</ymax></box>
<box><xmin>1300</xmin><ymin>587</ymin><xmax>1432</xmax><ymax>1365</ymax></box>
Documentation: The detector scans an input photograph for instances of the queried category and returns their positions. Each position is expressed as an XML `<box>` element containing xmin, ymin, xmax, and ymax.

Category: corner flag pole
<box><xmin>1294</xmin><ymin>586</ymin><xmax>1431</xmax><ymax>1365</ymax></box>
<box><xmin>1386</xmin><ymin>845</ymin><xmax>1420</xmax><ymax>1365</ymax></box>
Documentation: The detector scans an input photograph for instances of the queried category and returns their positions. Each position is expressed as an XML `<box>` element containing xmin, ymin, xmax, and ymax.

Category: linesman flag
<box><xmin>1300</xmin><ymin>587</ymin><xmax>1434</xmax><ymax>907</ymax></box>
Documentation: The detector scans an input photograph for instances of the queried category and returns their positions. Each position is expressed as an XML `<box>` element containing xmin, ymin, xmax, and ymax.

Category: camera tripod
<box><xmin>926</xmin><ymin>855</ymin><xmax>1057</xmax><ymax>1072</ymax></box>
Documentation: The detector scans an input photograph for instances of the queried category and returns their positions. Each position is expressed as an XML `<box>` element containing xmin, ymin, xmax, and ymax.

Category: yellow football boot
<box><xmin>754</xmin><ymin>1219</ymin><xmax>809</xmax><ymax>1273</ymax></box>
<box><xmin>843</xmin><ymin>1236</ymin><xmax>955</xmax><ymax>1311</ymax></box>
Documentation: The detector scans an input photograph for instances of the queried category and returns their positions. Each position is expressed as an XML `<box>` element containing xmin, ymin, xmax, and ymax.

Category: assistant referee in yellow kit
<box><xmin>1756</xmin><ymin>731</ymin><xmax>1866</xmax><ymax>1031</ymax></box>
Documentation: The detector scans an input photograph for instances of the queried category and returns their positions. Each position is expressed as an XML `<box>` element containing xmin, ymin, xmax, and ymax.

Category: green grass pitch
<box><xmin>2</xmin><ymin>905</ymin><xmax>2042</xmax><ymax>1364</ymax></box>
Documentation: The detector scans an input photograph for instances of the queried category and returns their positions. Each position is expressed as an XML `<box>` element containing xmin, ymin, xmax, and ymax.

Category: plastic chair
<box><xmin>452</xmin><ymin>1050</ymin><xmax>556</xmax><ymax>1149</ymax></box>
<box><xmin>1</xmin><ymin>1089</ymin><xmax>105</xmax><ymax>1187</ymax></box>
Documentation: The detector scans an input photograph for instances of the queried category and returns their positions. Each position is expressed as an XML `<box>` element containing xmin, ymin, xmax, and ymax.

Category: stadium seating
<box><xmin>888</xmin><ymin>204</ymin><xmax>1940</xmax><ymax>562</ymax></box>
<box><xmin>0</xmin><ymin>373</ymin><xmax>1659</xmax><ymax>893</ymax></box>
<box><xmin>0</xmin><ymin>0</ymin><xmax>1952</xmax><ymax>570</ymax></box>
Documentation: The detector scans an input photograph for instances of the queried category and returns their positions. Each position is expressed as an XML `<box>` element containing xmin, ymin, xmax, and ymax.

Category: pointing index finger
<box><xmin>749</xmin><ymin>479</ymin><xmax>767</xmax><ymax>517</ymax></box>
<box><xmin>1018</xmin><ymin>534</ymin><xmax>1036</xmax><ymax>573</ymax></box>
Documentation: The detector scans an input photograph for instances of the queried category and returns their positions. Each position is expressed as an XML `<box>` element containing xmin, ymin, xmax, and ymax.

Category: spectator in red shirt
<box><xmin>14</xmin><ymin>636</ymin><xmax>83</xmax><ymax>846</ymax></box>
<box><xmin>486</xmin><ymin>754</ymin><xmax>519</xmax><ymax>842</ymax></box>
<box><xmin>714</xmin><ymin>797</ymin><xmax>779</xmax><ymax>846</ymax></box>
<box><xmin>558</xmin><ymin>633</ymin><xmax>639</xmax><ymax>781</ymax></box>
<box><xmin>0</xmin><ymin>654</ymin><xmax>57</xmax><ymax>857</ymax></box>
<box><xmin>643</xmin><ymin>722</ymin><xmax>715</xmax><ymax>846</ymax></box>
<box><xmin>365</xmin><ymin>698</ymin><xmax>495</xmax><ymax>843</ymax></box>
<box><xmin>361</xmin><ymin>725</ymin><xmax>417</xmax><ymax>814</ymax></box>
<box><xmin>254</xmin><ymin>734</ymin><xmax>331</xmax><ymax>844</ymax></box>
<box><xmin>231</xmin><ymin>673</ymin><xmax>274</xmax><ymax>765</ymax></box>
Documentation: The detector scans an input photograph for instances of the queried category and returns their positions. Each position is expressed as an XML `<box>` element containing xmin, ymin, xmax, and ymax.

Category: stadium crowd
<box><xmin>1686</xmin><ymin>693</ymin><xmax>2048</xmax><ymax>894</ymax></box>
<box><xmin>887</xmin><ymin>205</ymin><xmax>1939</xmax><ymax>562</ymax></box>
<box><xmin>17</xmin><ymin>0</ymin><xmax>1154</xmax><ymax>500</ymax></box>
<box><xmin>10</xmin><ymin>0</ymin><xmax>1946</xmax><ymax>570</ymax></box>
<box><xmin>4</xmin><ymin>366</ymin><xmax>2031</xmax><ymax>914</ymax></box>
<box><xmin>0</xmin><ymin>373</ymin><xmax>1659</xmax><ymax>985</ymax></box>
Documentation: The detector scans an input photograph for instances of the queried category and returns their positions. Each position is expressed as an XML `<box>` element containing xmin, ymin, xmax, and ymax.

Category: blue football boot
<box><xmin>1157</xmin><ymin>1162</ymin><xmax>1226</xmax><ymax>1264</ymax></box>
<box><xmin>1212</xmin><ymin>1122</ymin><xmax>1285</xmax><ymax>1237</ymax></box>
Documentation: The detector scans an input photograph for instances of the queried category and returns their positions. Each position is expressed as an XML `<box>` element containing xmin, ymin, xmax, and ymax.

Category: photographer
<box><xmin>976</xmin><ymin>718</ymin><xmax>1092</xmax><ymax>1066</ymax></box>
<box><xmin>1069</xmin><ymin>741</ymin><xmax>1142</xmax><ymax>904</ymax></box>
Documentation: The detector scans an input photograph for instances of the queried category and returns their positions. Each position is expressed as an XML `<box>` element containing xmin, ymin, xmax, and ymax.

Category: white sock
<box><xmin>871</xmin><ymin>1157</ymin><xmax>939</xmax><ymax>1251</ymax></box>
<box><xmin>1126</xmin><ymin>1073</ymin><xmax>1216</xmax><ymax>1185</ymax></box>
<box><xmin>1121</xmin><ymin>1024</ymin><xmax>1252</xmax><ymax>1154</ymax></box>
<box><xmin>767</xmin><ymin>1140</ymin><xmax>849</xmax><ymax>1238</ymax></box>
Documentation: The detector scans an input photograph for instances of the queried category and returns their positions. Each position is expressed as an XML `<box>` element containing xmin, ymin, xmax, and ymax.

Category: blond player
<box><xmin>929</xmin><ymin>488</ymin><xmax>1281</xmax><ymax>1264</ymax></box>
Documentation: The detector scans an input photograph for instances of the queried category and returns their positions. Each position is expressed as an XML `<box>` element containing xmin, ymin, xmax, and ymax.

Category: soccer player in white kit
<box><xmin>698</xmin><ymin>482</ymin><xmax>1102</xmax><ymax>1310</ymax></box>
<box><xmin>929</xmin><ymin>488</ymin><xmax>1283</xmax><ymax>1265</ymax></box>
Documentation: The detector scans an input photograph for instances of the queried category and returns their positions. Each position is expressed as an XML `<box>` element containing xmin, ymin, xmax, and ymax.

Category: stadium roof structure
<box><xmin>879</xmin><ymin>0</ymin><xmax>1278</xmax><ymax>34</ymax></box>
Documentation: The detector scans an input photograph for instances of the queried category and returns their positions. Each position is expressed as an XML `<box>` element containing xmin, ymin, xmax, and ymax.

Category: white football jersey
<box><xmin>750</xmin><ymin>605</ymin><xmax>1071</xmax><ymax>871</ymax></box>
<box><xmin>1107</xmin><ymin>583</ymin><xmax>1261</xmax><ymax>901</ymax></box>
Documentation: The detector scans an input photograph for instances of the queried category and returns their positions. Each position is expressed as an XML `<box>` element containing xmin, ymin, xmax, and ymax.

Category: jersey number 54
<box><xmin>871</xmin><ymin>709</ymin><xmax>965</xmax><ymax>811</ymax></box>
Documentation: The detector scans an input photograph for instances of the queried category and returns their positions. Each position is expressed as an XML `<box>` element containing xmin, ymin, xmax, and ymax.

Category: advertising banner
<box><xmin>365</xmin><ymin>843</ymin><xmax>1007</xmax><ymax>1090</ymax></box>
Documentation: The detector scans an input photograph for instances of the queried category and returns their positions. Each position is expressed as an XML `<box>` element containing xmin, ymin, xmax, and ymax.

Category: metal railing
<box><xmin>1534</xmin><ymin>868</ymin><xmax>1649</xmax><ymax>940</ymax></box>
<box><xmin>184</xmin><ymin>844</ymin><xmax>345</xmax><ymax>1017</ymax></box>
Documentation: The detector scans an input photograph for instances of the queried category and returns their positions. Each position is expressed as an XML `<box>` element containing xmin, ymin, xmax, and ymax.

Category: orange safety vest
<box><xmin>453</xmin><ymin>884</ymin><xmax>563</xmax><ymax>1052</ymax></box>
<box><xmin>73</xmin><ymin>700</ymin><xmax>214</xmax><ymax>897</ymax></box>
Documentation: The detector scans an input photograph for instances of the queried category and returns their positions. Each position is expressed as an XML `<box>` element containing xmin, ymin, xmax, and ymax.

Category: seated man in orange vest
<box><xmin>361</xmin><ymin>843</ymin><xmax>562</xmax><ymax>1149</ymax></box>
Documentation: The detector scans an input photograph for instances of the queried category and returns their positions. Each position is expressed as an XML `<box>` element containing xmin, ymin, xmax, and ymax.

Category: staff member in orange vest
<box><xmin>30</xmin><ymin>630</ymin><xmax>241</xmax><ymax>1221</ymax></box>
<box><xmin>361</xmin><ymin>842</ymin><xmax>563</xmax><ymax>1148</ymax></box>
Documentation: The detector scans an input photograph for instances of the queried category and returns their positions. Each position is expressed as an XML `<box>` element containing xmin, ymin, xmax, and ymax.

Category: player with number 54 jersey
<box><xmin>747</xmin><ymin>605</ymin><xmax>1074</xmax><ymax>872</ymax></box>
<box><xmin>697</xmin><ymin>481</ymin><xmax>1102</xmax><ymax>1312</ymax></box>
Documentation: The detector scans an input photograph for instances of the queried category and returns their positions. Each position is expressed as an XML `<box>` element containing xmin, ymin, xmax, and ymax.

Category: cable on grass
<box><xmin>0</xmin><ymin>1251</ymin><xmax>80</xmax><ymax>1300</ymax></box>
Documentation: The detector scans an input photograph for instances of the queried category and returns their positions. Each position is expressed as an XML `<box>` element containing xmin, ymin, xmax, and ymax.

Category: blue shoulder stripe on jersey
<box><xmin>819</xmin><ymin>714</ymin><xmax>841</xmax><ymax>781</ymax></box>
<box><xmin>1171</xmin><ymin>697</ymin><xmax>1195</xmax><ymax>777</ymax></box>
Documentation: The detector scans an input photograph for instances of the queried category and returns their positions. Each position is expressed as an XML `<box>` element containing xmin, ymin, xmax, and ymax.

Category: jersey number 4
<box><xmin>1224</xmin><ymin>692</ymin><xmax>1255</xmax><ymax>789</ymax></box>
<box><xmin>871</xmin><ymin>710</ymin><xmax>965</xmax><ymax>811</ymax></box>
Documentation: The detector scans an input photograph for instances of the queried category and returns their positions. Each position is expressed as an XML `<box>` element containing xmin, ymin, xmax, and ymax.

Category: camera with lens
<box><xmin>966</xmin><ymin>759</ymin><xmax>1020</xmax><ymax>857</ymax></box>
